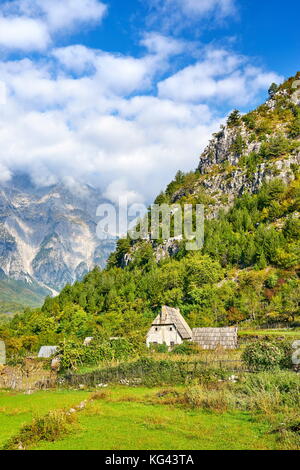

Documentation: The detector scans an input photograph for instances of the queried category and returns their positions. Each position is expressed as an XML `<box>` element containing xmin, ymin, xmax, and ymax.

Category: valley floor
<box><xmin>0</xmin><ymin>386</ymin><xmax>280</xmax><ymax>450</ymax></box>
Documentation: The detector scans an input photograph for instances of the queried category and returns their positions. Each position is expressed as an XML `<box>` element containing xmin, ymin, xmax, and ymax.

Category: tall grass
<box><xmin>181</xmin><ymin>370</ymin><xmax>300</xmax><ymax>449</ymax></box>
<box><xmin>2</xmin><ymin>410</ymin><xmax>76</xmax><ymax>450</ymax></box>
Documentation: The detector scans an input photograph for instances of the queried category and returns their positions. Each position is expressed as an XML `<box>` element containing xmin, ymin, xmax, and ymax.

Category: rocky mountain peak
<box><xmin>194</xmin><ymin>72</ymin><xmax>300</xmax><ymax>215</ymax></box>
<box><xmin>0</xmin><ymin>174</ymin><xmax>116</xmax><ymax>305</ymax></box>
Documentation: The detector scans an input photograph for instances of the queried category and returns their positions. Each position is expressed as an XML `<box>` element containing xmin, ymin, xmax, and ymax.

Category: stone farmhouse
<box><xmin>146</xmin><ymin>306</ymin><xmax>238</xmax><ymax>350</ymax></box>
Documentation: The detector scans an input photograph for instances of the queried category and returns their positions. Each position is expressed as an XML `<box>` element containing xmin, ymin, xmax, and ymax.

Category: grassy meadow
<box><xmin>1</xmin><ymin>369</ymin><xmax>299</xmax><ymax>451</ymax></box>
<box><xmin>1</xmin><ymin>328</ymin><xmax>299</xmax><ymax>450</ymax></box>
<box><xmin>0</xmin><ymin>386</ymin><xmax>277</xmax><ymax>450</ymax></box>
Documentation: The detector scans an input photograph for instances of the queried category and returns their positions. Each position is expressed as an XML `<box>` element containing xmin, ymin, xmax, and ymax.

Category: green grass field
<box><xmin>239</xmin><ymin>329</ymin><xmax>300</xmax><ymax>339</ymax></box>
<box><xmin>0</xmin><ymin>389</ymin><xmax>90</xmax><ymax>447</ymax></box>
<box><xmin>0</xmin><ymin>387</ymin><xmax>279</xmax><ymax>450</ymax></box>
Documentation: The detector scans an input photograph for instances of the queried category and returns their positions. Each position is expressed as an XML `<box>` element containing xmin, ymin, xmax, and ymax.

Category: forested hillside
<box><xmin>1</xmin><ymin>72</ymin><xmax>300</xmax><ymax>355</ymax></box>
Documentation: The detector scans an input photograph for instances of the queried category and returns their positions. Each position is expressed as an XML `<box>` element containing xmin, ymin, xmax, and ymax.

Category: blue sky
<box><xmin>0</xmin><ymin>0</ymin><xmax>299</xmax><ymax>204</ymax></box>
<box><xmin>75</xmin><ymin>0</ymin><xmax>300</xmax><ymax>77</ymax></box>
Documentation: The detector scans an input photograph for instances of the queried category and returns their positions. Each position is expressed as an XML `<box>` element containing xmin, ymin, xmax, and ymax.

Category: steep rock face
<box><xmin>195</xmin><ymin>132</ymin><xmax>299</xmax><ymax>218</ymax></box>
<box><xmin>123</xmin><ymin>72</ymin><xmax>300</xmax><ymax>264</ymax></box>
<box><xmin>193</xmin><ymin>79</ymin><xmax>300</xmax><ymax>215</ymax></box>
<box><xmin>0</xmin><ymin>174</ymin><xmax>116</xmax><ymax>295</ymax></box>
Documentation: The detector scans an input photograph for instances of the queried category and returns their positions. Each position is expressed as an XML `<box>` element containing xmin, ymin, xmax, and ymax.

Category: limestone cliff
<box><xmin>0</xmin><ymin>174</ymin><xmax>115</xmax><ymax>305</ymax></box>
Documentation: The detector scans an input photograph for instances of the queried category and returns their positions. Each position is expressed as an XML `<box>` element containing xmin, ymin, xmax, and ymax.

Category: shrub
<box><xmin>184</xmin><ymin>384</ymin><xmax>205</xmax><ymax>408</ymax></box>
<box><xmin>2</xmin><ymin>410</ymin><xmax>76</xmax><ymax>450</ymax></box>
<box><xmin>242</xmin><ymin>340</ymin><xmax>292</xmax><ymax>371</ymax></box>
<box><xmin>184</xmin><ymin>383</ymin><xmax>230</xmax><ymax>412</ymax></box>
<box><xmin>265</xmin><ymin>273</ymin><xmax>279</xmax><ymax>289</ymax></box>
<box><xmin>65</xmin><ymin>358</ymin><xmax>230</xmax><ymax>388</ymax></box>
<box><xmin>238</xmin><ymin>370</ymin><xmax>300</xmax><ymax>418</ymax></box>
<box><xmin>268</xmin><ymin>83</ymin><xmax>279</xmax><ymax>98</ymax></box>
<box><xmin>150</xmin><ymin>343</ymin><xmax>169</xmax><ymax>353</ymax></box>
<box><xmin>171</xmin><ymin>341</ymin><xmax>198</xmax><ymax>355</ymax></box>
<box><xmin>259</xmin><ymin>135</ymin><xmax>299</xmax><ymax>159</ymax></box>
<box><xmin>57</xmin><ymin>337</ymin><xmax>136</xmax><ymax>370</ymax></box>
<box><xmin>288</xmin><ymin>116</ymin><xmax>300</xmax><ymax>139</ymax></box>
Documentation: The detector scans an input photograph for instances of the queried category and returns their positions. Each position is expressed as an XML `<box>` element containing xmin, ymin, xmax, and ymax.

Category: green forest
<box><xmin>1</xmin><ymin>177</ymin><xmax>300</xmax><ymax>359</ymax></box>
<box><xmin>1</xmin><ymin>73</ymin><xmax>300</xmax><ymax>363</ymax></box>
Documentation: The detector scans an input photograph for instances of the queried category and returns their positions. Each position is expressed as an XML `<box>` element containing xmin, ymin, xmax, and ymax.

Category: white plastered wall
<box><xmin>146</xmin><ymin>325</ymin><xmax>183</xmax><ymax>347</ymax></box>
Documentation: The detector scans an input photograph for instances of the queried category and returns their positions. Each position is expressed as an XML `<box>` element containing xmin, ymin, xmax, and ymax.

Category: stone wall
<box><xmin>0</xmin><ymin>358</ymin><xmax>56</xmax><ymax>391</ymax></box>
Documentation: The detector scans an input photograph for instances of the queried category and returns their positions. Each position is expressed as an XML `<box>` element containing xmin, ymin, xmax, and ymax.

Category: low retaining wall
<box><xmin>0</xmin><ymin>359</ymin><xmax>56</xmax><ymax>391</ymax></box>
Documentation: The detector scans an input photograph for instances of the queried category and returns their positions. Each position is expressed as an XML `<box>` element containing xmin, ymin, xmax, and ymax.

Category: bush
<box><xmin>171</xmin><ymin>342</ymin><xmax>198</xmax><ymax>355</ymax></box>
<box><xmin>184</xmin><ymin>383</ymin><xmax>231</xmax><ymax>412</ymax></box>
<box><xmin>65</xmin><ymin>358</ymin><xmax>230</xmax><ymax>388</ymax></box>
<box><xmin>2</xmin><ymin>410</ymin><xmax>76</xmax><ymax>450</ymax></box>
<box><xmin>288</xmin><ymin>116</ymin><xmax>300</xmax><ymax>139</ymax></box>
<box><xmin>150</xmin><ymin>342</ymin><xmax>169</xmax><ymax>353</ymax></box>
<box><xmin>242</xmin><ymin>340</ymin><xmax>293</xmax><ymax>371</ymax></box>
<box><xmin>57</xmin><ymin>337</ymin><xmax>136</xmax><ymax>370</ymax></box>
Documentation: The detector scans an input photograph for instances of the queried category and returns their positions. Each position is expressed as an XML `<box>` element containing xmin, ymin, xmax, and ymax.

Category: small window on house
<box><xmin>169</xmin><ymin>327</ymin><xmax>173</xmax><ymax>331</ymax></box>
<box><xmin>170</xmin><ymin>342</ymin><xmax>174</xmax><ymax>347</ymax></box>
<box><xmin>155</xmin><ymin>327</ymin><xmax>158</xmax><ymax>331</ymax></box>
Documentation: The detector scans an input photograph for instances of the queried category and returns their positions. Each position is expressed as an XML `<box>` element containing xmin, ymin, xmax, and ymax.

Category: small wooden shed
<box><xmin>192</xmin><ymin>327</ymin><xmax>238</xmax><ymax>350</ymax></box>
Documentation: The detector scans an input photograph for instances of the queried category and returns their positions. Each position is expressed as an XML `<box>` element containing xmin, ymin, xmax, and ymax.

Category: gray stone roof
<box><xmin>152</xmin><ymin>306</ymin><xmax>193</xmax><ymax>340</ymax></box>
<box><xmin>192</xmin><ymin>327</ymin><xmax>238</xmax><ymax>350</ymax></box>
<box><xmin>38</xmin><ymin>346</ymin><xmax>58</xmax><ymax>358</ymax></box>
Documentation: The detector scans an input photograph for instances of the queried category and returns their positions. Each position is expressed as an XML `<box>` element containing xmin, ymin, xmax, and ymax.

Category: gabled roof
<box><xmin>192</xmin><ymin>327</ymin><xmax>238</xmax><ymax>350</ymax></box>
<box><xmin>152</xmin><ymin>306</ymin><xmax>193</xmax><ymax>340</ymax></box>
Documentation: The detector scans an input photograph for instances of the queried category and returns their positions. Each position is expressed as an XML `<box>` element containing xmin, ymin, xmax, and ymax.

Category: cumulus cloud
<box><xmin>140</xmin><ymin>32</ymin><xmax>186</xmax><ymax>58</ymax></box>
<box><xmin>0</xmin><ymin>15</ymin><xmax>50</xmax><ymax>51</ymax></box>
<box><xmin>0</xmin><ymin>81</ymin><xmax>7</xmax><ymax>105</ymax></box>
<box><xmin>0</xmin><ymin>0</ymin><xmax>107</xmax><ymax>51</ymax></box>
<box><xmin>0</xmin><ymin>49</ymin><xmax>221</xmax><ymax>202</ymax></box>
<box><xmin>33</xmin><ymin>0</ymin><xmax>107</xmax><ymax>32</ymax></box>
<box><xmin>0</xmin><ymin>162</ymin><xmax>12</xmax><ymax>183</ymax></box>
<box><xmin>0</xmin><ymin>41</ymin><xmax>282</xmax><ymax>204</ymax></box>
<box><xmin>158</xmin><ymin>48</ymin><xmax>283</xmax><ymax>106</ymax></box>
<box><xmin>0</xmin><ymin>1</ymin><xmax>282</xmax><ymax>206</ymax></box>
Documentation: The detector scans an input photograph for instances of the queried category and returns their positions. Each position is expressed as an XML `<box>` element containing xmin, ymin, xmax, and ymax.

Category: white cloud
<box><xmin>0</xmin><ymin>162</ymin><xmax>11</xmax><ymax>183</ymax></box>
<box><xmin>104</xmin><ymin>180</ymin><xmax>145</xmax><ymax>206</ymax></box>
<box><xmin>0</xmin><ymin>53</ymin><xmax>219</xmax><ymax>201</ymax></box>
<box><xmin>0</xmin><ymin>15</ymin><xmax>50</xmax><ymax>51</ymax></box>
<box><xmin>0</xmin><ymin>81</ymin><xmax>7</xmax><ymax>105</ymax></box>
<box><xmin>35</xmin><ymin>0</ymin><xmax>107</xmax><ymax>31</ymax></box>
<box><xmin>147</xmin><ymin>0</ymin><xmax>237</xmax><ymax>31</ymax></box>
<box><xmin>178</xmin><ymin>0</ymin><xmax>236</xmax><ymax>17</ymax></box>
<box><xmin>140</xmin><ymin>32</ymin><xmax>186</xmax><ymax>58</ymax></box>
<box><xmin>158</xmin><ymin>48</ymin><xmax>283</xmax><ymax>106</ymax></box>
<box><xmin>52</xmin><ymin>45</ymin><xmax>97</xmax><ymax>74</ymax></box>
<box><xmin>0</xmin><ymin>0</ymin><xmax>107</xmax><ymax>52</ymax></box>
<box><xmin>0</xmin><ymin>37</ymin><xmax>282</xmax><ymax>204</ymax></box>
<box><xmin>52</xmin><ymin>43</ymin><xmax>176</xmax><ymax>96</ymax></box>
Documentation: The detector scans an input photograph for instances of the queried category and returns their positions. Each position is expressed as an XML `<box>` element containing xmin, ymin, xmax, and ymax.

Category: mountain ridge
<box><xmin>0</xmin><ymin>175</ymin><xmax>116</xmax><ymax>310</ymax></box>
<box><xmin>2</xmin><ymin>72</ymin><xmax>300</xmax><ymax>349</ymax></box>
